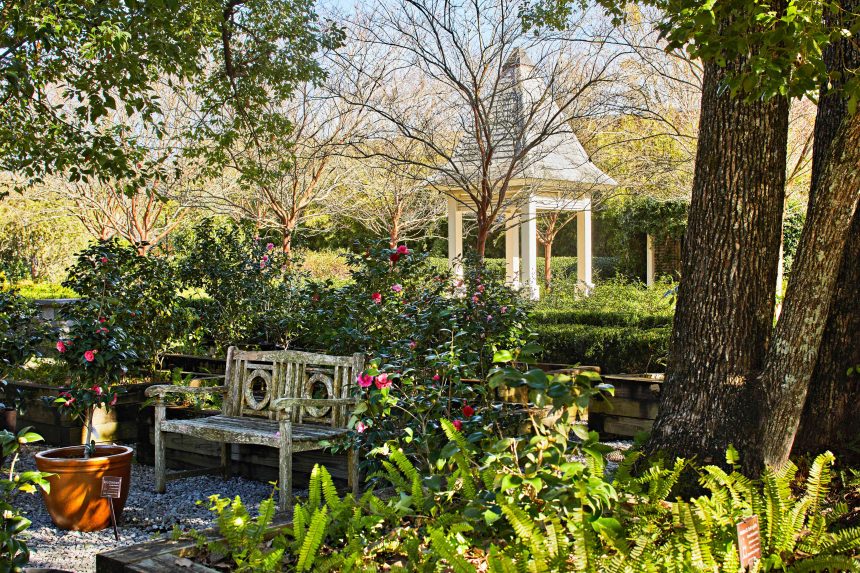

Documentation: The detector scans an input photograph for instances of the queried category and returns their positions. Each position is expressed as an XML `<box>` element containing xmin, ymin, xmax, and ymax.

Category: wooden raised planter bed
<box><xmin>136</xmin><ymin>405</ymin><xmax>350</xmax><ymax>486</ymax></box>
<box><xmin>588</xmin><ymin>373</ymin><xmax>663</xmax><ymax>438</ymax></box>
<box><xmin>9</xmin><ymin>380</ymin><xmax>155</xmax><ymax>446</ymax></box>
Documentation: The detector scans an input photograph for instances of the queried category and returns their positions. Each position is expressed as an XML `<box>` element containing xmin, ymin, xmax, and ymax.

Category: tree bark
<box><xmin>645</xmin><ymin>60</ymin><xmax>789</xmax><ymax>464</ymax></box>
<box><xmin>752</xmin><ymin>111</ymin><xmax>860</xmax><ymax>470</ymax></box>
<box><xmin>792</xmin><ymin>0</ymin><xmax>860</xmax><ymax>457</ymax></box>
<box><xmin>544</xmin><ymin>240</ymin><xmax>552</xmax><ymax>289</ymax></box>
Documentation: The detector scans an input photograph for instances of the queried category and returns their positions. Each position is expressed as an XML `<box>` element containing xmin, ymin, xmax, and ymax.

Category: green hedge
<box><xmin>530</xmin><ymin>308</ymin><xmax>672</xmax><ymax>329</ymax></box>
<box><xmin>534</xmin><ymin>323</ymin><xmax>670</xmax><ymax>374</ymax></box>
<box><xmin>427</xmin><ymin>256</ymin><xmax>619</xmax><ymax>280</ymax></box>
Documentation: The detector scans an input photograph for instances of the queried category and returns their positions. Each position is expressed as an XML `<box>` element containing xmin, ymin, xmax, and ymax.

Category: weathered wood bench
<box><xmin>145</xmin><ymin>347</ymin><xmax>364</xmax><ymax>510</ymax></box>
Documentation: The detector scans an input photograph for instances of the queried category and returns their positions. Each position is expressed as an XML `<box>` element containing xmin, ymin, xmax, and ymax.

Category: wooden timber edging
<box><xmin>95</xmin><ymin>488</ymin><xmax>396</xmax><ymax>573</ymax></box>
<box><xmin>588</xmin><ymin>373</ymin><xmax>664</xmax><ymax>438</ymax></box>
<box><xmin>96</xmin><ymin>514</ymin><xmax>294</xmax><ymax>573</ymax></box>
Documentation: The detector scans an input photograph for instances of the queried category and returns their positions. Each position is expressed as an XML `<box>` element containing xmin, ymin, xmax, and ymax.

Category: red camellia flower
<box><xmin>357</xmin><ymin>373</ymin><xmax>374</xmax><ymax>388</ymax></box>
<box><xmin>452</xmin><ymin>420</ymin><xmax>463</xmax><ymax>431</ymax></box>
<box><xmin>99</xmin><ymin>316</ymin><xmax>107</xmax><ymax>323</ymax></box>
<box><xmin>396</xmin><ymin>245</ymin><xmax>409</xmax><ymax>255</ymax></box>
<box><xmin>374</xmin><ymin>373</ymin><xmax>392</xmax><ymax>390</ymax></box>
<box><xmin>432</xmin><ymin>374</ymin><xmax>441</xmax><ymax>381</ymax></box>
<box><xmin>371</xmin><ymin>292</ymin><xmax>382</xmax><ymax>304</ymax></box>
<box><xmin>56</xmin><ymin>341</ymin><xmax>67</xmax><ymax>353</ymax></box>
<box><xmin>91</xmin><ymin>385</ymin><xmax>104</xmax><ymax>396</ymax></box>
<box><xmin>84</xmin><ymin>350</ymin><xmax>96</xmax><ymax>362</ymax></box>
<box><xmin>100</xmin><ymin>256</ymin><xmax>108</xmax><ymax>264</ymax></box>
<box><xmin>311</xmin><ymin>293</ymin><xmax>320</xmax><ymax>302</ymax></box>
<box><xmin>462</xmin><ymin>405</ymin><xmax>475</xmax><ymax>418</ymax></box>
<box><xmin>389</xmin><ymin>253</ymin><xmax>400</xmax><ymax>263</ymax></box>
<box><xmin>109</xmin><ymin>393</ymin><xmax>118</xmax><ymax>407</ymax></box>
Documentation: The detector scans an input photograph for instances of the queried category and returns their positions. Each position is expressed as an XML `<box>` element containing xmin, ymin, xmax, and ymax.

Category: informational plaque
<box><xmin>101</xmin><ymin>476</ymin><xmax>123</xmax><ymax>499</ymax></box>
<box><xmin>101</xmin><ymin>476</ymin><xmax>123</xmax><ymax>540</ymax></box>
<box><xmin>737</xmin><ymin>515</ymin><xmax>761</xmax><ymax>568</ymax></box>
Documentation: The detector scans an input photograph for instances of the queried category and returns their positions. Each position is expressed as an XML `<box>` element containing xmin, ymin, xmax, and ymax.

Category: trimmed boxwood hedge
<box><xmin>530</xmin><ymin>308</ymin><xmax>672</xmax><ymax>329</ymax></box>
<box><xmin>427</xmin><ymin>256</ymin><xmax>620</xmax><ymax>281</ymax></box>
<box><xmin>534</xmin><ymin>323</ymin><xmax>670</xmax><ymax>374</ymax></box>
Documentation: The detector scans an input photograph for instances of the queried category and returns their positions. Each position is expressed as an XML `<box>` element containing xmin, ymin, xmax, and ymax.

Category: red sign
<box><xmin>101</xmin><ymin>476</ymin><xmax>122</xmax><ymax>499</ymax></box>
<box><xmin>737</xmin><ymin>515</ymin><xmax>761</xmax><ymax>568</ymax></box>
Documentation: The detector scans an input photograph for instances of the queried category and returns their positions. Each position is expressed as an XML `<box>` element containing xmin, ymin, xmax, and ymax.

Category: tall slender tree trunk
<box><xmin>645</xmin><ymin>60</ymin><xmax>789</xmax><ymax>464</ymax></box>
<box><xmin>752</xmin><ymin>111</ymin><xmax>860</xmax><ymax>471</ymax></box>
<box><xmin>786</xmin><ymin>0</ymin><xmax>860</xmax><ymax>459</ymax></box>
<box><xmin>543</xmin><ymin>240</ymin><xmax>552</xmax><ymax>289</ymax></box>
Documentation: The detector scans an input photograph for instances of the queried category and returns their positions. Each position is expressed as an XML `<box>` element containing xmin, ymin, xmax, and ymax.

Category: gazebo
<box><xmin>438</xmin><ymin>49</ymin><xmax>616</xmax><ymax>299</ymax></box>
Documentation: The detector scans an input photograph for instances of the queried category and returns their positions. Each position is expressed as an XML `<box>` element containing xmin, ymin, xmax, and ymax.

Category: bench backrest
<box><xmin>222</xmin><ymin>347</ymin><xmax>365</xmax><ymax>427</ymax></box>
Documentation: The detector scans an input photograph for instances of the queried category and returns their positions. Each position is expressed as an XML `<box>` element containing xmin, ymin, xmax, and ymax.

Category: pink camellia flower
<box><xmin>452</xmin><ymin>420</ymin><xmax>463</xmax><ymax>431</ymax></box>
<box><xmin>109</xmin><ymin>393</ymin><xmax>118</xmax><ymax>407</ymax></box>
<box><xmin>97</xmin><ymin>327</ymin><xmax>109</xmax><ymax>334</ymax></box>
<box><xmin>374</xmin><ymin>373</ymin><xmax>391</xmax><ymax>390</ymax></box>
<box><xmin>64</xmin><ymin>397</ymin><xmax>76</xmax><ymax>407</ymax></box>
<box><xmin>486</xmin><ymin>315</ymin><xmax>493</xmax><ymax>322</ymax></box>
<box><xmin>500</xmin><ymin>306</ymin><xmax>508</xmax><ymax>314</ymax></box>
<box><xmin>432</xmin><ymin>374</ymin><xmax>441</xmax><ymax>381</ymax></box>
<box><xmin>99</xmin><ymin>316</ymin><xmax>107</xmax><ymax>323</ymax></box>
<box><xmin>371</xmin><ymin>292</ymin><xmax>382</xmax><ymax>304</ymax></box>
<box><xmin>57</xmin><ymin>341</ymin><xmax>67</xmax><ymax>353</ymax></box>
<box><xmin>408</xmin><ymin>340</ymin><xmax>417</xmax><ymax>350</ymax></box>
<box><xmin>91</xmin><ymin>385</ymin><xmax>104</xmax><ymax>396</ymax></box>
<box><xmin>477</xmin><ymin>284</ymin><xmax>485</xmax><ymax>293</ymax></box>
<box><xmin>396</xmin><ymin>245</ymin><xmax>409</xmax><ymax>255</ymax></box>
<box><xmin>357</xmin><ymin>373</ymin><xmax>374</xmax><ymax>388</ymax></box>
<box><xmin>100</xmin><ymin>256</ymin><xmax>108</xmax><ymax>264</ymax></box>
<box><xmin>266</xmin><ymin>242</ymin><xmax>274</xmax><ymax>251</ymax></box>
<box><xmin>84</xmin><ymin>350</ymin><xmax>96</xmax><ymax>362</ymax></box>
<box><xmin>472</xmin><ymin>295</ymin><xmax>480</xmax><ymax>304</ymax></box>
<box><xmin>391</xmin><ymin>283</ymin><xmax>403</xmax><ymax>293</ymax></box>
<box><xmin>355</xmin><ymin>421</ymin><xmax>367</xmax><ymax>434</ymax></box>
<box><xmin>462</xmin><ymin>405</ymin><xmax>475</xmax><ymax>418</ymax></box>
<box><xmin>389</xmin><ymin>253</ymin><xmax>400</xmax><ymax>263</ymax></box>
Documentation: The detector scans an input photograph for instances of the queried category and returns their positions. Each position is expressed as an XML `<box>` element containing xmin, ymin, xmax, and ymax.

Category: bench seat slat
<box><xmin>160</xmin><ymin>415</ymin><xmax>349</xmax><ymax>449</ymax></box>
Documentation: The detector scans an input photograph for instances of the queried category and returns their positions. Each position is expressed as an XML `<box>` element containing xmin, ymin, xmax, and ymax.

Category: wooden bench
<box><xmin>145</xmin><ymin>347</ymin><xmax>364</xmax><ymax>510</ymax></box>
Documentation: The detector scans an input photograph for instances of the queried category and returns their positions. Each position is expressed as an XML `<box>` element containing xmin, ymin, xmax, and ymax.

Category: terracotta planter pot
<box><xmin>34</xmin><ymin>444</ymin><xmax>133</xmax><ymax>531</ymax></box>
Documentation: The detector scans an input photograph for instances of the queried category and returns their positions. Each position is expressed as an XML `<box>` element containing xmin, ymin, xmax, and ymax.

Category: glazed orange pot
<box><xmin>34</xmin><ymin>444</ymin><xmax>133</xmax><ymax>531</ymax></box>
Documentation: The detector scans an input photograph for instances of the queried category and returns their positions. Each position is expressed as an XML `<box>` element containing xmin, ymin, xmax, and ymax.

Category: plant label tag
<box><xmin>101</xmin><ymin>476</ymin><xmax>122</xmax><ymax>499</ymax></box>
<box><xmin>737</xmin><ymin>515</ymin><xmax>761</xmax><ymax>568</ymax></box>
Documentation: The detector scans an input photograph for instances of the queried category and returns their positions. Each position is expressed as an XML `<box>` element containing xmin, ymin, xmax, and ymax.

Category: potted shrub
<box><xmin>34</xmin><ymin>254</ymin><xmax>138</xmax><ymax>531</ymax></box>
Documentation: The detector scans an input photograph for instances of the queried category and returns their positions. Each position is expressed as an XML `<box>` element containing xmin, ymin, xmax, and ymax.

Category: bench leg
<box><xmin>220</xmin><ymin>443</ymin><xmax>230</xmax><ymax>479</ymax></box>
<box><xmin>154</xmin><ymin>403</ymin><xmax>166</xmax><ymax>494</ymax></box>
<box><xmin>348</xmin><ymin>446</ymin><xmax>360</xmax><ymax>497</ymax></box>
<box><xmin>279</xmin><ymin>420</ymin><xmax>292</xmax><ymax>512</ymax></box>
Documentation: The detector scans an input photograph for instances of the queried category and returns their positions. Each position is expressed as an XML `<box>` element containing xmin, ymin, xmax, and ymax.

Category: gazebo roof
<box><xmin>434</xmin><ymin>48</ymin><xmax>617</xmax><ymax>196</ymax></box>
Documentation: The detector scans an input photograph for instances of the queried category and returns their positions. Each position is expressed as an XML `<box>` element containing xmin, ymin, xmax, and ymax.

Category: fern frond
<box><xmin>296</xmin><ymin>506</ymin><xmax>329</xmax><ymax>572</ymax></box>
<box><xmin>788</xmin><ymin>554</ymin><xmax>860</xmax><ymax>573</ymax></box>
<box><xmin>428</xmin><ymin>526</ymin><xmax>476</xmax><ymax>573</ymax></box>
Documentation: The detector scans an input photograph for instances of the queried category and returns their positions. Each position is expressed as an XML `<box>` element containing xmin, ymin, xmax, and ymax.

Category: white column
<box><xmin>447</xmin><ymin>197</ymin><xmax>463</xmax><ymax>277</ymax></box>
<box><xmin>505</xmin><ymin>219</ymin><xmax>521</xmax><ymax>289</ymax></box>
<box><xmin>646</xmin><ymin>233</ymin><xmax>655</xmax><ymax>287</ymax></box>
<box><xmin>520</xmin><ymin>199</ymin><xmax>539</xmax><ymax>300</ymax></box>
<box><xmin>576</xmin><ymin>205</ymin><xmax>593</xmax><ymax>293</ymax></box>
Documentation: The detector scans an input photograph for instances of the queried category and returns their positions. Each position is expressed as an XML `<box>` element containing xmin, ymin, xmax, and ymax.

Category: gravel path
<box><xmin>10</xmin><ymin>445</ymin><xmax>296</xmax><ymax>573</ymax></box>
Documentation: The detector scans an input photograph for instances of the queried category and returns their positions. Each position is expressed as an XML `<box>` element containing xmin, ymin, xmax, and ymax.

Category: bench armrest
<box><xmin>145</xmin><ymin>385</ymin><xmax>227</xmax><ymax>398</ymax></box>
<box><xmin>271</xmin><ymin>397</ymin><xmax>358</xmax><ymax>410</ymax></box>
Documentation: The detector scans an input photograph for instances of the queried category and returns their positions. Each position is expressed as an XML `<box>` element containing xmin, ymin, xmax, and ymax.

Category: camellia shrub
<box><xmin>175</xmin><ymin>218</ymin><xmax>304</xmax><ymax>354</ymax></box>
<box><xmin>295</xmin><ymin>243</ymin><xmax>534</xmax><ymax>473</ymax></box>
<box><xmin>0</xmin><ymin>289</ymin><xmax>49</xmax><ymax>377</ymax></box>
<box><xmin>62</xmin><ymin>239</ymin><xmax>178</xmax><ymax>373</ymax></box>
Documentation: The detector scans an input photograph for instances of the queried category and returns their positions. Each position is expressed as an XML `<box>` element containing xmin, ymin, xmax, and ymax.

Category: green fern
<box><xmin>428</xmin><ymin>526</ymin><xmax>476</xmax><ymax>573</ymax></box>
<box><xmin>296</xmin><ymin>506</ymin><xmax>329</xmax><ymax>572</ymax></box>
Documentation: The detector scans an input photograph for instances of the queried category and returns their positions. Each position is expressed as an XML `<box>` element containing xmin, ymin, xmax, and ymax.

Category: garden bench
<box><xmin>145</xmin><ymin>347</ymin><xmax>364</xmax><ymax>510</ymax></box>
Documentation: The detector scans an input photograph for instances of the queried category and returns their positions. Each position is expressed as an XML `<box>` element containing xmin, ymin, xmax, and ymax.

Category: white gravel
<box><xmin>9</xmin><ymin>444</ymin><xmax>299</xmax><ymax>573</ymax></box>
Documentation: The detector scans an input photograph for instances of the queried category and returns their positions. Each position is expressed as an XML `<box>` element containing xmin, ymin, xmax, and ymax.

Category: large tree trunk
<box><xmin>782</xmin><ymin>0</ymin><xmax>860</xmax><ymax>460</ymax></box>
<box><xmin>645</xmin><ymin>60</ymin><xmax>789</xmax><ymax>464</ymax></box>
<box><xmin>752</xmin><ymin>111</ymin><xmax>860</xmax><ymax>470</ymax></box>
